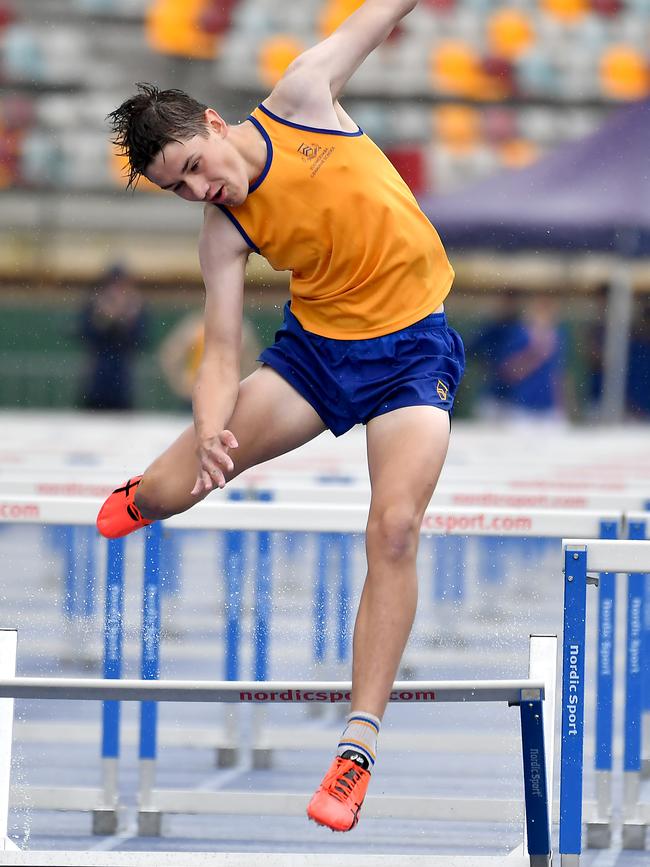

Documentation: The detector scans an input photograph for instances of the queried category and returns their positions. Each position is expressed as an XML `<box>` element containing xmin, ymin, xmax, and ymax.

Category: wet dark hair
<box><xmin>107</xmin><ymin>83</ymin><xmax>209</xmax><ymax>189</ymax></box>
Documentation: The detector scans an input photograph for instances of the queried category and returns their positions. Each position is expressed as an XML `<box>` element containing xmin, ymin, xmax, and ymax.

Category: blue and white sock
<box><xmin>336</xmin><ymin>711</ymin><xmax>381</xmax><ymax>771</ymax></box>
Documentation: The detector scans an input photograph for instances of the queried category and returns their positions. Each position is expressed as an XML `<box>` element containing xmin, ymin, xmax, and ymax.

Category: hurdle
<box><xmin>559</xmin><ymin>537</ymin><xmax>650</xmax><ymax>863</ymax></box>
<box><xmin>0</xmin><ymin>495</ymin><xmax>620</xmax><ymax>837</ymax></box>
<box><xmin>0</xmin><ymin>628</ymin><xmax>555</xmax><ymax>865</ymax></box>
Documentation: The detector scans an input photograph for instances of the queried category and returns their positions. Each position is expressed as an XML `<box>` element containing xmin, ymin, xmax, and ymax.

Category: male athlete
<box><xmin>99</xmin><ymin>0</ymin><xmax>465</xmax><ymax>832</ymax></box>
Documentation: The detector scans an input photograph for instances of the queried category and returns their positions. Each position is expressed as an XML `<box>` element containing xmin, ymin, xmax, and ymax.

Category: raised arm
<box><xmin>191</xmin><ymin>207</ymin><xmax>250</xmax><ymax>495</ymax></box>
<box><xmin>277</xmin><ymin>0</ymin><xmax>417</xmax><ymax>102</ymax></box>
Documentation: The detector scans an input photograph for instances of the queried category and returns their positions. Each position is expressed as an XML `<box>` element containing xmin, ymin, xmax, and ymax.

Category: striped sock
<box><xmin>336</xmin><ymin>711</ymin><xmax>381</xmax><ymax>771</ymax></box>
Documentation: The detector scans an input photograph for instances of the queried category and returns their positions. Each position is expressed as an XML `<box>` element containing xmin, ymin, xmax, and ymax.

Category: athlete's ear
<box><xmin>204</xmin><ymin>108</ymin><xmax>227</xmax><ymax>137</ymax></box>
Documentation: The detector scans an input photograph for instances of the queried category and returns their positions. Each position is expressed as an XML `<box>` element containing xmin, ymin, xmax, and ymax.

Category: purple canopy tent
<box><xmin>421</xmin><ymin>100</ymin><xmax>650</xmax><ymax>419</ymax></box>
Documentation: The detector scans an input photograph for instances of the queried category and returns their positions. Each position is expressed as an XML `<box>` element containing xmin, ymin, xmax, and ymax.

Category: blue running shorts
<box><xmin>258</xmin><ymin>302</ymin><xmax>465</xmax><ymax>437</ymax></box>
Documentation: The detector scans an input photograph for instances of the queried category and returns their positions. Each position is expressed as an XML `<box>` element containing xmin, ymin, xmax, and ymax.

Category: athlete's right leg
<box><xmin>97</xmin><ymin>365</ymin><xmax>326</xmax><ymax>537</ymax></box>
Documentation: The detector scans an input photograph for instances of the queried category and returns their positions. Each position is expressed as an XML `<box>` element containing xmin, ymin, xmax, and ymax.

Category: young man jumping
<box><xmin>99</xmin><ymin>0</ymin><xmax>464</xmax><ymax>832</ymax></box>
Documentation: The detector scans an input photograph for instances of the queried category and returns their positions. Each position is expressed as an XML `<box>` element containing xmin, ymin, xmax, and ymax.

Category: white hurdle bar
<box><xmin>0</xmin><ymin>629</ymin><xmax>557</xmax><ymax>866</ymax></box>
<box><xmin>559</xmin><ymin>538</ymin><xmax>650</xmax><ymax>865</ymax></box>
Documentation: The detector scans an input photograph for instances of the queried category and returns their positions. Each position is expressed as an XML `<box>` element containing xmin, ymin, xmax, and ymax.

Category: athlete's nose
<box><xmin>186</xmin><ymin>176</ymin><xmax>208</xmax><ymax>201</ymax></box>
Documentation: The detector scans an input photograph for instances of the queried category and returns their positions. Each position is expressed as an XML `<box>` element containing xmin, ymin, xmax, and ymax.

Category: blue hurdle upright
<box><xmin>559</xmin><ymin>536</ymin><xmax>650</xmax><ymax>864</ymax></box>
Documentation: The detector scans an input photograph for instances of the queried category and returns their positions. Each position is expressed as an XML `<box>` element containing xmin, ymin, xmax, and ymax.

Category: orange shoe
<box><xmin>307</xmin><ymin>755</ymin><xmax>371</xmax><ymax>832</ymax></box>
<box><xmin>96</xmin><ymin>475</ymin><xmax>153</xmax><ymax>539</ymax></box>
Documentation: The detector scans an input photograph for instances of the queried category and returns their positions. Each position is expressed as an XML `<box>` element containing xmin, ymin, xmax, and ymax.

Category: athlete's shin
<box><xmin>350</xmin><ymin>518</ymin><xmax>420</xmax><ymax>718</ymax></box>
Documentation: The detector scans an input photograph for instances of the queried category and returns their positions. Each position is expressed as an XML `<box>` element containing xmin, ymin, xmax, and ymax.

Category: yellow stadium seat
<box><xmin>541</xmin><ymin>0</ymin><xmax>588</xmax><ymax>23</ymax></box>
<box><xmin>146</xmin><ymin>0</ymin><xmax>220</xmax><ymax>60</ymax></box>
<box><xmin>258</xmin><ymin>35</ymin><xmax>306</xmax><ymax>88</ymax></box>
<box><xmin>319</xmin><ymin>0</ymin><xmax>365</xmax><ymax>38</ymax></box>
<box><xmin>487</xmin><ymin>9</ymin><xmax>535</xmax><ymax>60</ymax></box>
<box><xmin>599</xmin><ymin>44</ymin><xmax>650</xmax><ymax>100</ymax></box>
<box><xmin>497</xmin><ymin>137</ymin><xmax>540</xmax><ymax>169</ymax></box>
<box><xmin>430</xmin><ymin>40</ymin><xmax>482</xmax><ymax>98</ymax></box>
<box><xmin>433</xmin><ymin>104</ymin><xmax>481</xmax><ymax>155</ymax></box>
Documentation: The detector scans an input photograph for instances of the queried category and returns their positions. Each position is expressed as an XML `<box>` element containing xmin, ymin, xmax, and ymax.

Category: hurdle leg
<box><xmin>138</xmin><ymin>524</ymin><xmax>163</xmax><ymax>837</ymax></box>
<box><xmin>621</xmin><ymin>518</ymin><xmax>647</xmax><ymax>849</ymax></box>
<box><xmin>217</xmin><ymin>507</ymin><xmax>245</xmax><ymax>768</ymax></box>
<box><xmin>93</xmin><ymin>537</ymin><xmax>125</xmax><ymax>836</ymax></box>
<box><xmin>559</xmin><ymin>545</ymin><xmax>589</xmax><ymax>867</ymax></box>
<box><xmin>252</xmin><ymin>513</ymin><xmax>273</xmax><ymax>770</ymax></box>
<box><xmin>621</xmin><ymin>570</ymin><xmax>645</xmax><ymax>849</ymax></box>
<box><xmin>308</xmin><ymin>532</ymin><xmax>331</xmax><ymax>719</ymax></box>
<box><xmin>510</xmin><ymin>634</ymin><xmax>557</xmax><ymax>863</ymax></box>
<box><xmin>587</xmin><ymin>518</ymin><xmax>618</xmax><ymax>849</ymax></box>
<box><xmin>641</xmin><ymin>573</ymin><xmax>650</xmax><ymax>779</ymax></box>
<box><xmin>519</xmin><ymin>696</ymin><xmax>551</xmax><ymax>866</ymax></box>
<box><xmin>0</xmin><ymin>629</ymin><xmax>18</xmax><ymax>851</ymax></box>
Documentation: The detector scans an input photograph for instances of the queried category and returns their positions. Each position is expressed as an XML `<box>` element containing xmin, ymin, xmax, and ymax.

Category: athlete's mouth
<box><xmin>211</xmin><ymin>186</ymin><xmax>225</xmax><ymax>204</ymax></box>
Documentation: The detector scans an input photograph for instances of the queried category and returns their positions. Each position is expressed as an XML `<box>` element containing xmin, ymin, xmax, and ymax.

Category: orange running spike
<box><xmin>96</xmin><ymin>475</ymin><xmax>153</xmax><ymax>539</ymax></box>
<box><xmin>307</xmin><ymin>756</ymin><xmax>371</xmax><ymax>832</ymax></box>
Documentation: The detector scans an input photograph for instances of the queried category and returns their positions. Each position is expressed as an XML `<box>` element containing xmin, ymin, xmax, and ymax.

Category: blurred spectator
<box><xmin>158</xmin><ymin>310</ymin><xmax>261</xmax><ymax>409</ymax></box>
<box><xmin>581</xmin><ymin>282</ymin><xmax>607</xmax><ymax>416</ymax></box>
<box><xmin>470</xmin><ymin>292</ymin><xmax>568</xmax><ymax>423</ymax></box>
<box><xmin>78</xmin><ymin>265</ymin><xmax>147</xmax><ymax>411</ymax></box>
<box><xmin>626</xmin><ymin>295</ymin><xmax>650</xmax><ymax>419</ymax></box>
<box><xmin>0</xmin><ymin>94</ymin><xmax>35</xmax><ymax>187</ymax></box>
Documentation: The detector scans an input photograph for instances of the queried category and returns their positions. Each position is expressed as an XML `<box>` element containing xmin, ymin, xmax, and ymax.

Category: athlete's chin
<box><xmin>229</xmin><ymin>189</ymin><xmax>248</xmax><ymax>207</ymax></box>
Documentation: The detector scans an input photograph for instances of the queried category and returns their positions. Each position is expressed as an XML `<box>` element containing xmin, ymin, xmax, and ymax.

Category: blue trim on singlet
<box><xmin>246</xmin><ymin>115</ymin><xmax>273</xmax><ymax>192</ymax></box>
<box><xmin>217</xmin><ymin>205</ymin><xmax>260</xmax><ymax>253</ymax></box>
<box><xmin>257</xmin><ymin>103</ymin><xmax>363</xmax><ymax>137</ymax></box>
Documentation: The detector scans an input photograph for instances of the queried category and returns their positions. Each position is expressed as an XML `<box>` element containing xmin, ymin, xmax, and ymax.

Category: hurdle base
<box><xmin>622</xmin><ymin>820</ymin><xmax>646</xmax><ymax>850</ymax></box>
<box><xmin>643</xmin><ymin>757</ymin><xmax>650</xmax><ymax>779</ymax></box>
<box><xmin>586</xmin><ymin>820</ymin><xmax>612</xmax><ymax>849</ymax></box>
<box><xmin>252</xmin><ymin>748</ymin><xmax>273</xmax><ymax>770</ymax></box>
<box><xmin>138</xmin><ymin>809</ymin><xmax>162</xmax><ymax>838</ymax></box>
<box><xmin>215</xmin><ymin>747</ymin><xmax>239</xmax><ymax>768</ymax></box>
<box><xmin>92</xmin><ymin>808</ymin><xmax>119</xmax><ymax>836</ymax></box>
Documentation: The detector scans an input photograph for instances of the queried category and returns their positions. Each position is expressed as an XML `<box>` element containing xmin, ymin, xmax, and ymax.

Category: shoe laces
<box><xmin>321</xmin><ymin>759</ymin><xmax>365</xmax><ymax>803</ymax></box>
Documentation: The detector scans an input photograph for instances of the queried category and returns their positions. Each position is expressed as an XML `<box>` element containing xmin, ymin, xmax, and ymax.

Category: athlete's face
<box><xmin>146</xmin><ymin>109</ymin><xmax>249</xmax><ymax>207</ymax></box>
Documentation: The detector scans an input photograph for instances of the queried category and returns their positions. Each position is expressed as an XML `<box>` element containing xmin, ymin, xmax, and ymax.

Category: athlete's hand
<box><xmin>192</xmin><ymin>430</ymin><xmax>239</xmax><ymax>496</ymax></box>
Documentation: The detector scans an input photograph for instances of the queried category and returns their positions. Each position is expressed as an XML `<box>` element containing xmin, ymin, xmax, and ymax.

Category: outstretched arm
<box><xmin>279</xmin><ymin>0</ymin><xmax>417</xmax><ymax>101</ymax></box>
<box><xmin>191</xmin><ymin>207</ymin><xmax>250</xmax><ymax>495</ymax></box>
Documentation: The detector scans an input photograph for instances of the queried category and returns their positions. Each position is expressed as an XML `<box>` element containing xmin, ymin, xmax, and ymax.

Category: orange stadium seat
<box><xmin>497</xmin><ymin>137</ymin><xmax>540</xmax><ymax>169</ymax></box>
<box><xmin>487</xmin><ymin>9</ymin><xmax>535</xmax><ymax>60</ymax></box>
<box><xmin>599</xmin><ymin>44</ymin><xmax>650</xmax><ymax>100</ymax></box>
<box><xmin>430</xmin><ymin>39</ymin><xmax>482</xmax><ymax>98</ymax></box>
<box><xmin>319</xmin><ymin>0</ymin><xmax>364</xmax><ymax>38</ymax></box>
<box><xmin>433</xmin><ymin>104</ymin><xmax>481</xmax><ymax>154</ymax></box>
<box><xmin>541</xmin><ymin>0</ymin><xmax>589</xmax><ymax>22</ymax></box>
<box><xmin>258</xmin><ymin>34</ymin><xmax>306</xmax><ymax>88</ymax></box>
<box><xmin>145</xmin><ymin>0</ymin><xmax>221</xmax><ymax>60</ymax></box>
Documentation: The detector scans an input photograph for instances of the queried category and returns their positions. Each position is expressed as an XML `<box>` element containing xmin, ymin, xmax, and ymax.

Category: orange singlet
<box><xmin>220</xmin><ymin>104</ymin><xmax>454</xmax><ymax>340</ymax></box>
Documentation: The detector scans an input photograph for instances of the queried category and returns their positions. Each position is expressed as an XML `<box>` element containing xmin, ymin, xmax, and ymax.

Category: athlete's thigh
<box><xmin>366</xmin><ymin>405</ymin><xmax>450</xmax><ymax>517</ymax></box>
<box><xmin>141</xmin><ymin>365</ymin><xmax>326</xmax><ymax>512</ymax></box>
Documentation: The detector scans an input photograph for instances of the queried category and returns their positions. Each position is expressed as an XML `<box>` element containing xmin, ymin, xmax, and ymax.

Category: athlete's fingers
<box><xmin>221</xmin><ymin>430</ymin><xmax>239</xmax><ymax>450</ymax></box>
<box><xmin>191</xmin><ymin>469</ymin><xmax>214</xmax><ymax>497</ymax></box>
<box><xmin>206</xmin><ymin>447</ymin><xmax>234</xmax><ymax>474</ymax></box>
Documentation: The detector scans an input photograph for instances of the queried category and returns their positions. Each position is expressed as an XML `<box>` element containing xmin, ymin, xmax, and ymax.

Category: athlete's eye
<box><xmin>191</xmin><ymin>161</ymin><xmax>200</xmax><ymax>172</ymax></box>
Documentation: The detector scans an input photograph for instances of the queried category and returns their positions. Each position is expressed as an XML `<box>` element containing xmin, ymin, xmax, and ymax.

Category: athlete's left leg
<box><xmin>353</xmin><ymin>404</ymin><xmax>451</xmax><ymax>715</ymax></box>
<box><xmin>307</xmin><ymin>404</ymin><xmax>450</xmax><ymax>831</ymax></box>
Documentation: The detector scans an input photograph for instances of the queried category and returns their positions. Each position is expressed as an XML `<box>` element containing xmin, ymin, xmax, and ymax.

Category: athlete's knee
<box><xmin>367</xmin><ymin>504</ymin><xmax>420</xmax><ymax>562</ymax></box>
<box><xmin>134</xmin><ymin>470</ymin><xmax>196</xmax><ymax>520</ymax></box>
